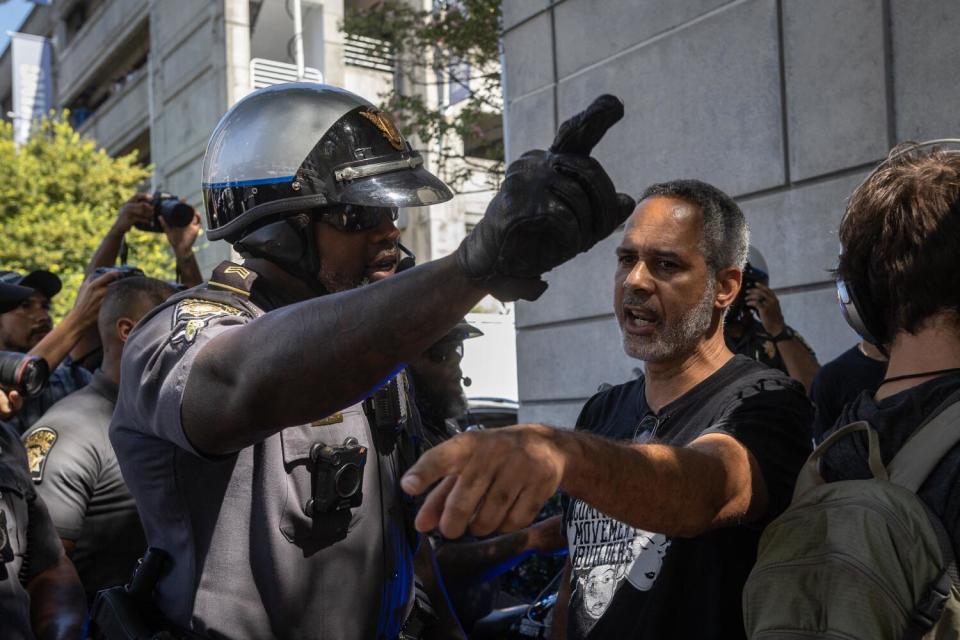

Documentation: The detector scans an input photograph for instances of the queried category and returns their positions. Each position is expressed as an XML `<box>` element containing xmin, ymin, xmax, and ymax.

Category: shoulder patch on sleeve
<box><xmin>171</xmin><ymin>298</ymin><xmax>246</xmax><ymax>345</ymax></box>
<box><xmin>23</xmin><ymin>427</ymin><xmax>58</xmax><ymax>483</ymax></box>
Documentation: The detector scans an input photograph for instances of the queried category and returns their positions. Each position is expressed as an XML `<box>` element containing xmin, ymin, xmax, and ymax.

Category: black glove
<box><xmin>456</xmin><ymin>94</ymin><xmax>636</xmax><ymax>301</ymax></box>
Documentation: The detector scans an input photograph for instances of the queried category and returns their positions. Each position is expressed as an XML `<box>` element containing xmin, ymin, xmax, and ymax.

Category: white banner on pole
<box><xmin>11</xmin><ymin>32</ymin><xmax>53</xmax><ymax>145</ymax></box>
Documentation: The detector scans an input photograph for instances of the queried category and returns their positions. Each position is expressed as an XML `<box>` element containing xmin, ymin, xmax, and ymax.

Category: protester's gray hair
<box><xmin>639</xmin><ymin>179</ymin><xmax>749</xmax><ymax>273</ymax></box>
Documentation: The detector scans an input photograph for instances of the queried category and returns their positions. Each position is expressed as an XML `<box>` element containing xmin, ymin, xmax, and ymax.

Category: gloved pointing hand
<box><xmin>457</xmin><ymin>94</ymin><xmax>636</xmax><ymax>301</ymax></box>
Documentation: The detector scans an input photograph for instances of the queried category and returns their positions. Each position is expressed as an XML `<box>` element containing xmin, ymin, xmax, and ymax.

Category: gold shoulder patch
<box><xmin>23</xmin><ymin>427</ymin><xmax>57</xmax><ymax>483</ymax></box>
<box><xmin>359</xmin><ymin>108</ymin><xmax>406</xmax><ymax>151</ymax></box>
<box><xmin>171</xmin><ymin>299</ymin><xmax>246</xmax><ymax>345</ymax></box>
<box><xmin>311</xmin><ymin>413</ymin><xmax>344</xmax><ymax>427</ymax></box>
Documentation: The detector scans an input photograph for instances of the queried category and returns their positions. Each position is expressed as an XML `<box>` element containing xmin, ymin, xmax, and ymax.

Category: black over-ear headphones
<box><xmin>835</xmin><ymin>138</ymin><xmax>960</xmax><ymax>349</ymax></box>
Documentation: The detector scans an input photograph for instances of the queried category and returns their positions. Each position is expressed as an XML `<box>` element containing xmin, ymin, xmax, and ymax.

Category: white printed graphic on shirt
<box><xmin>567</xmin><ymin>499</ymin><xmax>671</xmax><ymax>619</ymax></box>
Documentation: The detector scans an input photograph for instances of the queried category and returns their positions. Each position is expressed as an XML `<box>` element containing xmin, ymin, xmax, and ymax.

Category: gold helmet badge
<box><xmin>359</xmin><ymin>108</ymin><xmax>406</xmax><ymax>151</ymax></box>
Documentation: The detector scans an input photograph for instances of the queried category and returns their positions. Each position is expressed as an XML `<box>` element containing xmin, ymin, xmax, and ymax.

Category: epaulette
<box><xmin>208</xmin><ymin>261</ymin><xmax>258</xmax><ymax>298</ymax></box>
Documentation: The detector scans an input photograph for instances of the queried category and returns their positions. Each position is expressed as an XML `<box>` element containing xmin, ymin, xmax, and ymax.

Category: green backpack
<box><xmin>743</xmin><ymin>395</ymin><xmax>960</xmax><ymax>640</ymax></box>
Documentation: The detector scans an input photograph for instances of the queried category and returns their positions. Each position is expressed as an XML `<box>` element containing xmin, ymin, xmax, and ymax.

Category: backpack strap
<box><xmin>887</xmin><ymin>390</ymin><xmax>960</xmax><ymax>492</ymax></box>
<box><xmin>793</xmin><ymin>420</ymin><xmax>887</xmax><ymax>501</ymax></box>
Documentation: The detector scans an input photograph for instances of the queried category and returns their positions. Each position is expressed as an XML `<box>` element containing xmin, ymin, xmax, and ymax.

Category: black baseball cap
<box><xmin>0</xmin><ymin>269</ymin><xmax>62</xmax><ymax>300</ymax></box>
<box><xmin>438</xmin><ymin>321</ymin><xmax>484</xmax><ymax>344</ymax></box>
<box><xmin>0</xmin><ymin>281</ymin><xmax>33</xmax><ymax>314</ymax></box>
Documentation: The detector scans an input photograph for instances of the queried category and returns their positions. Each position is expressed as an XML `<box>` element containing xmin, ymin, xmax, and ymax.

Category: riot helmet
<box><xmin>201</xmin><ymin>83</ymin><xmax>453</xmax><ymax>279</ymax></box>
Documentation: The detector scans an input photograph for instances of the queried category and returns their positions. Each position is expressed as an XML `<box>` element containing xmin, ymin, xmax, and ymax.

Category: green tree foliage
<box><xmin>0</xmin><ymin>116</ymin><xmax>173</xmax><ymax>320</ymax></box>
<box><xmin>342</xmin><ymin>0</ymin><xmax>503</xmax><ymax>191</ymax></box>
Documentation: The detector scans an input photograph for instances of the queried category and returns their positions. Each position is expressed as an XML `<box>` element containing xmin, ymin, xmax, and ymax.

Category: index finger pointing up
<box><xmin>549</xmin><ymin>94</ymin><xmax>625</xmax><ymax>156</ymax></box>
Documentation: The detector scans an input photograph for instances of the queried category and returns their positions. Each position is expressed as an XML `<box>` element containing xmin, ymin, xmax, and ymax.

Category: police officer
<box><xmin>23</xmin><ymin>276</ymin><xmax>176</xmax><ymax>604</ymax></box>
<box><xmin>0</xmin><ymin>283</ymin><xmax>86</xmax><ymax>640</ymax></box>
<box><xmin>109</xmin><ymin>83</ymin><xmax>633</xmax><ymax>639</ymax></box>
<box><xmin>409</xmin><ymin>321</ymin><xmax>482</xmax><ymax>449</ymax></box>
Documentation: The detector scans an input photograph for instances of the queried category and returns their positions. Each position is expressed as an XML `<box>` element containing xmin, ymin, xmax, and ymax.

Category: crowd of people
<box><xmin>2</xmin><ymin>81</ymin><xmax>959</xmax><ymax>640</ymax></box>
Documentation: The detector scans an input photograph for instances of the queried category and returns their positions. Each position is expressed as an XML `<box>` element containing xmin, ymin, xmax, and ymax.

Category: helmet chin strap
<box><xmin>233</xmin><ymin>216</ymin><xmax>329</xmax><ymax>296</ymax></box>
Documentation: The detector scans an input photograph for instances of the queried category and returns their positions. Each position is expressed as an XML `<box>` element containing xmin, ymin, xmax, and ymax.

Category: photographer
<box><xmin>87</xmin><ymin>192</ymin><xmax>203</xmax><ymax>288</ymax></box>
<box><xmin>0</xmin><ymin>269</ymin><xmax>119</xmax><ymax>434</ymax></box>
<box><xmin>723</xmin><ymin>246</ymin><xmax>820</xmax><ymax>392</ymax></box>
<box><xmin>72</xmin><ymin>193</ymin><xmax>202</xmax><ymax>371</ymax></box>
<box><xmin>0</xmin><ymin>281</ymin><xmax>33</xmax><ymax>421</ymax></box>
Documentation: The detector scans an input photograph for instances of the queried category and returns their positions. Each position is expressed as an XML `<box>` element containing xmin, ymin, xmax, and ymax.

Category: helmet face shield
<box><xmin>334</xmin><ymin>164</ymin><xmax>454</xmax><ymax>208</ymax></box>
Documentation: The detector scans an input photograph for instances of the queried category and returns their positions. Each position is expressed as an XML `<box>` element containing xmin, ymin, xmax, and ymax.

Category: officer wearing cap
<box><xmin>109</xmin><ymin>83</ymin><xmax>633</xmax><ymax>639</ymax></box>
<box><xmin>0</xmin><ymin>269</ymin><xmax>117</xmax><ymax>434</ymax></box>
<box><xmin>408</xmin><ymin>321</ymin><xmax>482</xmax><ymax>449</ymax></box>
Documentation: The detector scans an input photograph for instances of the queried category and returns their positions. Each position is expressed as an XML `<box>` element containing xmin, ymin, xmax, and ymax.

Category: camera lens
<box><xmin>334</xmin><ymin>463</ymin><xmax>362</xmax><ymax>498</ymax></box>
<box><xmin>0</xmin><ymin>352</ymin><xmax>49</xmax><ymax>397</ymax></box>
<box><xmin>157</xmin><ymin>199</ymin><xmax>195</xmax><ymax>227</ymax></box>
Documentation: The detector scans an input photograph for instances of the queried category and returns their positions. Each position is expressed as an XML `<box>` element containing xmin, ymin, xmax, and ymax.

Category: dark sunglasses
<box><xmin>426</xmin><ymin>342</ymin><xmax>463</xmax><ymax>364</ymax></box>
<box><xmin>318</xmin><ymin>204</ymin><xmax>399</xmax><ymax>232</ymax></box>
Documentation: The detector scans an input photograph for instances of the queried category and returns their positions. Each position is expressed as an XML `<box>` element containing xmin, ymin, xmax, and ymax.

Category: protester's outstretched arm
<box><xmin>29</xmin><ymin>271</ymin><xmax>120</xmax><ymax>370</ymax></box>
<box><xmin>27</xmin><ymin>552</ymin><xmax>85</xmax><ymax>640</ymax></box>
<box><xmin>85</xmin><ymin>194</ymin><xmax>154</xmax><ymax>274</ymax></box>
<box><xmin>745</xmin><ymin>282</ymin><xmax>820</xmax><ymax>392</ymax></box>
<box><xmin>160</xmin><ymin>209</ymin><xmax>203</xmax><ymax>287</ymax></box>
<box><xmin>434</xmin><ymin>515</ymin><xmax>564</xmax><ymax>586</ymax></box>
<box><xmin>181</xmin><ymin>95</ymin><xmax>635</xmax><ymax>455</ymax></box>
<box><xmin>403</xmin><ymin>426</ymin><xmax>767</xmax><ymax>541</ymax></box>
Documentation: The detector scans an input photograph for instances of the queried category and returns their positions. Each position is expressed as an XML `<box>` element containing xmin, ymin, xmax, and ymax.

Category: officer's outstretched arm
<box><xmin>182</xmin><ymin>95</ymin><xmax>635</xmax><ymax>455</ymax></box>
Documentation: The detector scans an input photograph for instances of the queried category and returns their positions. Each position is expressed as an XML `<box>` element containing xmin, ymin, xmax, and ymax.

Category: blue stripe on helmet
<box><xmin>202</xmin><ymin>175</ymin><xmax>296</xmax><ymax>189</ymax></box>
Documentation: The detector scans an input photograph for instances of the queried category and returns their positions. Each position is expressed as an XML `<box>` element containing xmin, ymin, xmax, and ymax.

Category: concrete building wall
<box><xmin>503</xmin><ymin>0</ymin><xmax>960</xmax><ymax>425</ymax></box>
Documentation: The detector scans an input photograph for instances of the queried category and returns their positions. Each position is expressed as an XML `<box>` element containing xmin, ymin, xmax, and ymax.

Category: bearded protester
<box><xmin>402</xmin><ymin>179</ymin><xmax>813</xmax><ymax>639</ymax></box>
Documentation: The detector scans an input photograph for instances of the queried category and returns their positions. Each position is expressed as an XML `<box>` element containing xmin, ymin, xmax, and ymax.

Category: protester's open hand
<box><xmin>456</xmin><ymin>95</ymin><xmax>635</xmax><ymax>302</ymax></box>
<box><xmin>160</xmin><ymin>205</ymin><xmax>202</xmax><ymax>258</ymax></box>
<box><xmin>68</xmin><ymin>270</ymin><xmax>122</xmax><ymax>329</ymax></box>
<box><xmin>0</xmin><ymin>388</ymin><xmax>22</xmax><ymax>419</ymax></box>
<box><xmin>113</xmin><ymin>193</ymin><xmax>154</xmax><ymax>234</ymax></box>
<box><xmin>401</xmin><ymin>424</ymin><xmax>566</xmax><ymax>539</ymax></box>
<box><xmin>745</xmin><ymin>281</ymin><xmax>785</xmax><ymax>335</ymax></box>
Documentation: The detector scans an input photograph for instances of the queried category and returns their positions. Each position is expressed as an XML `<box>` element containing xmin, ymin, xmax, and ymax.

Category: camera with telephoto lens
<box><xmin>0</xmin><ymin>352</ymin><xmax>49</xmax><ymax>397</ymax></box>
<box><xmin>134</xmin><ymin>191</ymin><xmax>195</xmax><ymax>233</ymax></box>
<box><xmin>309</xmin><ymin>437</ymin><xmax>367</xmax><ymax>515</ymax></box>
<box><xmin>92</xmin><ymin>265</ymin><xmax>146</xmax><ymax>280</ymax></box>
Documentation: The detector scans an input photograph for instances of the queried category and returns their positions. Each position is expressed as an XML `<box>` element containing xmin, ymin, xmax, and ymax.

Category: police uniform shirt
<box><xmin>109</xmin><ymin>270</ymin><xmax>416</xmax><ymax>640</ymax></box>
<box><xmin>0</xmin><ymin>424</ymin><xmax>65</xmax><ymax>640</ymax></box>
<box><xmin>22</xmin><ymin>369</ymin><xmax>145</xmax><ymax>601</ymax></box>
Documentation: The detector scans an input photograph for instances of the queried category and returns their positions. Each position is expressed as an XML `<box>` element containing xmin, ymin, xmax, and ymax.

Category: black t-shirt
<box><xmin>562</xmin><ymin>355</ymin><xmax>813</xmax><ymax>640</ymax></box>
<box><xmin>810</xmin><ymin>345</ymin><xmax>887</xmax><ymax>443</ymax></box>
<box><xmin>821</xmin><ymin>372</ymin><xmax>960</xmax><ymax>560</ymax></box>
